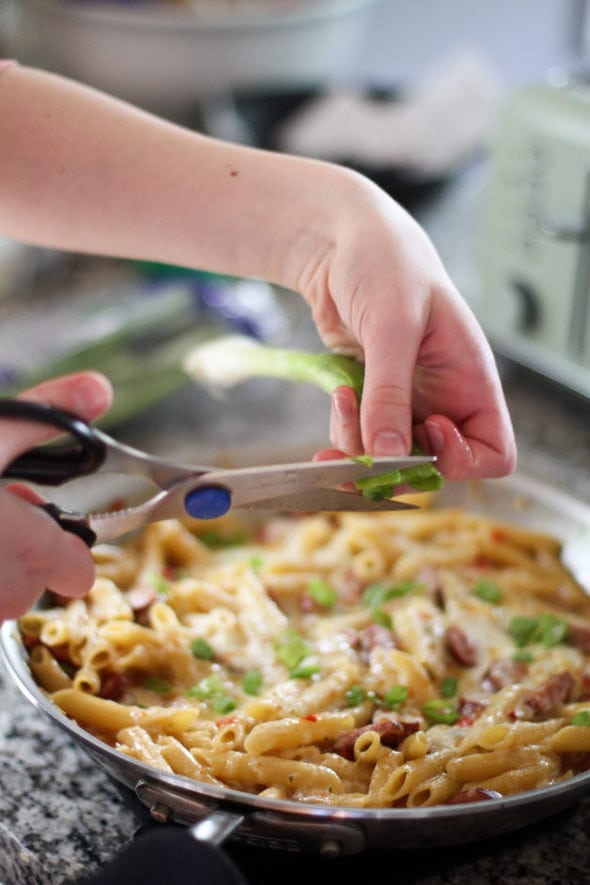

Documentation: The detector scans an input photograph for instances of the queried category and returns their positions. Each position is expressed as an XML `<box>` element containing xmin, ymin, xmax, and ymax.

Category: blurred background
<box><xmin>0</xmin><ymin>0</ymin><xmax>589</xmax><ymax>473</ymax></box>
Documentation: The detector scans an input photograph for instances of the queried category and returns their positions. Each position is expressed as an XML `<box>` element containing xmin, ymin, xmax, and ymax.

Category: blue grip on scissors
<box><xmin>184</xmin><ymin>486</ymin><xmax>232</xmax><ymax>520</ymax></box>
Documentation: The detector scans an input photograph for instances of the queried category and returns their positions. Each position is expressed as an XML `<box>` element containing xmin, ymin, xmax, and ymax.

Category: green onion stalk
<box><xmin>183</xmin><ymin>335</ymin><xmax>444</xmax><ymax>497</ymax></box>
<box><xmin>6</xmin><ymin>327</ymin><xmax>207</xmax><ymax>429</ymax></box>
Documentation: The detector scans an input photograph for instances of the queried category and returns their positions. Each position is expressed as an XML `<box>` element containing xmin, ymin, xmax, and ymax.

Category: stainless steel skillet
<box><xmin>2</xmin><ymin>472</ymin><xmax>590</xmax><ymax>856</ymax></box>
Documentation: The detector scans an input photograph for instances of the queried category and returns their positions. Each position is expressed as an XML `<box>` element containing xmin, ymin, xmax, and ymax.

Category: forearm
<box><xmin>0</xmin><ymin>65</ymin><xmax>516</xmax><ymax>481</ymax></box>
<box><xmin>0</xmin><ymin>63</ymin><xmax>355</xmax><ymax>291</ymax></box>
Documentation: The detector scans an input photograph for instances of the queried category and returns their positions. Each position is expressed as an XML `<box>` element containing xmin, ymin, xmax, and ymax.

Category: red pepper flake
<box><xmin>302</xmin><ymin>714</ymin><xmax>318</xmax><ymax>722</ymax></box>
<box><xmin>508</xmin><ymin>710</ymin><xmax>517</xmax><ymax>721</ymax></box>
<box><xmin>457</xmin><ymin>715</ymin><xmax>476</xmax><ymax>727</ymax></box>
<box><xmin>216</xmin><ymin>715</ymin><xmax>239</xmax><ymax>728</ymax></box>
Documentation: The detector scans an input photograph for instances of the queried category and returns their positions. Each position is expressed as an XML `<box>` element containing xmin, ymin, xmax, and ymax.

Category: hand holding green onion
<box><xmin>183</xmin><ymin>335</ymin><xmax>444</xmax><ymax>498</ymax></box>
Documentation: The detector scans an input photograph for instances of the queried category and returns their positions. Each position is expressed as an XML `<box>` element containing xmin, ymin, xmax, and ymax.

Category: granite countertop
<box><xmin>2</xmin><ymin>166</ymin><xmax>590</xmax><ymax>885</ymax></box>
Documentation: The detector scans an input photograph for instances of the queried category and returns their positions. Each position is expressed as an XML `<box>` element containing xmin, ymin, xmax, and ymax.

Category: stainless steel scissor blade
<box><xmin>88</xmin><ymin>454</ymin><xmax>433</xmax><ymax>542</ymax></box>
<box><xmin>0</xmin><ymin>399</ymin><xmax>437</xmax><ymax>546</ymax></box>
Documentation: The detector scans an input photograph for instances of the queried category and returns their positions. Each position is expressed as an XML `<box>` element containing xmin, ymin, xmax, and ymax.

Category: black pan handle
<box><xmin>75</xmin><ymin>825</ymin><xmax>248</xmax><ymax>884</ymax></box>
<box><xmin>0</xmin><ymin>399</ymin><xmax>106</xmax><ymax>485</ymax></box>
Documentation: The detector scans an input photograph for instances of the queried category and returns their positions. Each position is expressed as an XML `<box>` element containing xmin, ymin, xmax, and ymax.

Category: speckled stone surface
<box><xmin>2</xmin><ymin>647</ymin><xmax>590</xmax><ymax>885</ymax></box>
<box><xmin>2</xmin><ymin>164</ymin><xmax>590</xmax><ymax>884</ymax></box>
<box><xmin>0</xmin><ymin>670</ymin><xmax>138</xmax><ymax>884</ymax></box>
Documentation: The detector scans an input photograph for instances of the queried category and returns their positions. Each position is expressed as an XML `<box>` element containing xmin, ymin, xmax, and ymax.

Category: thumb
<box><xmin>359</xmin><ymin>346</ymin><xmax>414</xmax><ymax>457</ymax></box>
<box><xmin>0</xmin><ymin>372</ymin><xmax>112</xmax><ymax>471</ymax></box>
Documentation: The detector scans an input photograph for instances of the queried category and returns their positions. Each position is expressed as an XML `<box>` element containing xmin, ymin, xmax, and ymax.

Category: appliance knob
<box><xmin>539</xmin><ymin>215</ymin><xmax>590</xmax><ymax>241</ymax></box>
<box><xmin>509</xmin><ymin>278</ymin><xmax>541</xmax><ymax>332</ymax></box>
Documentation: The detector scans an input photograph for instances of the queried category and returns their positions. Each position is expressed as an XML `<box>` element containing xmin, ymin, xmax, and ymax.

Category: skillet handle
<box><xmin>76</xmin><ymin>825</ymin><xmax>248</xmax><ymax>885</ymax></box>
<box><xmin>0</xmin><ymin>399</ymin><xmax>106</xmax><ymax>485</ymax></box>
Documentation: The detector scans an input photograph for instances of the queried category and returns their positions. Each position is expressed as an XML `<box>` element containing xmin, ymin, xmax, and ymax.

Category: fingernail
<box><xmin>72</xmin><ymin>373</ymin><xmax>110</xmax><ymax>416</ymax></box>
<box><xmin>425</xmin><ymin>420</ymin><xmax>445</xmax><ymax>453</ymax></box>
<box><xmin>373</xmin><ymin>431</ymin><xmax>405</xmax><ymax>456</ymax></box>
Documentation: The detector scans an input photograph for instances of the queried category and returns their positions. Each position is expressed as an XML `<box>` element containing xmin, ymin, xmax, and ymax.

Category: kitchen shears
<box><xmin>0</xmin><ymin>399</ymin><xmax>436</xmax><ymax>547</ymax></box>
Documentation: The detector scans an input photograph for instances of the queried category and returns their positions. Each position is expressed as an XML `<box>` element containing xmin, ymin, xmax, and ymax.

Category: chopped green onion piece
<box><xmin>346</xmin><ymin>684</ymin><xmax>365</xmax><ymax>706</ymax></box>
<box><xmin>212</xmin><ymin>695</ymin><xmax>237</xmax><ymax>715</ymax></box>
<box><xmin>362</xmin><ymin>580</ymin><xmax>420</xmax><ymax>607</ymax></box>
<box><xmin>372</xmin><ymin>607</ymin><xmax>393</xmax><ymax>629</ymax></box>
<box><xmin>423</xmin><ymin>699</ymin><xmax>459</xmax><ymax>725</ymax></box>
<box><xmin>289</xmin><ymin>663</ymin><xmax>321</xmax><ymax>679</ymax></box>
<box><xmin>571</xmin><ymin>710</ymin><xmax>590</xmax><ymax>726</ymax></box>
<box><xmin>186</xmin><ymin>674</ymin><xmax>225</xmax><ymax>700</ymax></box>
<box><xmin>354</xmin><ymin>469</ymin><xmax>402</xmax><ymax>500</ymax></box>
<box><xmin>350</xmin><ymin>454</ymin><xmax>374</xmax><ymax>467</ymax></box>
<box><xmin>197</xmin><ymin>529</ymin><xmax>248</xmax><ymax>548</ymax></box>
<box><xmin>147</xmin><ymin>571</ymin><xmax>170</xmax><ymax>597</ymax></box>
<box><xmin>508</xmin><ymin>614</ymin><xmax>568</xmax><ymax>648</ymax></box>
<box><xmin>508</xmin><ymin>616</ymin><xmax>539</xmax><ymax>648</ymax></box>
<box><xmin>275</xmin><ymin>629</ymin><xmax>310</xmax><ymax>671</ymax></box>
<box><xmin>534</xmin><ymin>614</ymin><xmax>568</xmax><ymax>647</ymax></box>
<box><xmin>361</xmin><ymin>485</ymin><xmax>396</xmax><ymax>501</ymax></box>
<box><xmin>473</xmin><ymin>579</ymin><xmax>503</xmax><ymax>604</ymax></box>
<box><xmin>441</xmin><ymin>677</ymin><xmax>458</xmax><ymax>698</ymax></box>
<box><xmin>144</xmin><ymin>676</ymin><xmax>172</xmax><ymax>694</ymax></box>
<box><xmin>242</xmin><ymin>670</ymin><xmax>263</xmax><ymax>696</ymax></box>
<box><xmin>352</xmin><ymin>449</ymin><xmax>445</xmax><ymax>497</ymax></box>
<box><xmin>308</xmin><ymin>578</ymin><xmax>338</xmax><ymax>608</ymax></box>
<box><xmin>382</xmin><ymin>685</ymin><xmax>408</xmax><ymax>708</ymax></box>
<box><xmin>190</xmin><ymin>637</ymin><xmax>215</xmax><ymax>660</ymax></box>
<box><xmin>513</xmin><ymin>650</ymin><xmax>534</xmax><ymax>663</ymax></box>
<box><xmin>402</xmin><ymin>473</ymin><xmax>446</xmax><ymax>492</ymax></box>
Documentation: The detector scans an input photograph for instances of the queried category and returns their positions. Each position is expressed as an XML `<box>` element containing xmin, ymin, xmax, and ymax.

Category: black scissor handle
<box><xmin>38</xmin><ymin>502</ymin><xmax>97</xmax><ymax>548</ymax></box>
<box><xmin>0</xmin><ymin>399</ymin><xmax>106</xmax><ymax>486</ymax></box>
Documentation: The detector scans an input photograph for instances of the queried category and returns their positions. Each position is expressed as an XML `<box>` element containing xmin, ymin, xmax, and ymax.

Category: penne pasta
<box><xmin>29</xmin><ymin>645</ymin><xmax>72</xmax><ymax>692</ymax></box>
<box><xmin>20</xmin><ymin>504</ymin><xmax>590</xmax><ymax>808</ymax></box>
<box><xmin>244</xmin><ymin>712</ymin><xmax>354</xmax><ymax>755</ymax></box>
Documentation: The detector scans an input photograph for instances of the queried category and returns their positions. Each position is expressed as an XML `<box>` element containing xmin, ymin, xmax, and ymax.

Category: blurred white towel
<box><xmin>278</xmin><ymin>51</ymin><xmax>502</xmax><ymax>177</ymax></box>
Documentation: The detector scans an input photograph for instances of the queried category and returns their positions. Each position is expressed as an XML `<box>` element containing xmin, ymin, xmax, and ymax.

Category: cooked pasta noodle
<box><xmin>20</xmin><ymin>503</ymin><xmax>590</xmax><ymax>808</ymax></box>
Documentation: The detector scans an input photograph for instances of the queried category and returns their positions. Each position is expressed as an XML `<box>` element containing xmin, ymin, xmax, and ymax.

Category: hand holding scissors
<box><xmin>0</xmin><ymin>399</ymin><xmax>436</xmax><ymax>548</ymax></box>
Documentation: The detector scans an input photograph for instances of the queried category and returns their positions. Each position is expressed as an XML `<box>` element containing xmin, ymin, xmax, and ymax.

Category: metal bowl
<box><xmin>2</xmin><ymin>472</ymin><xmax>590</xmax><ymax>855</ymax></box>
<box><xmin>10</xmin><ymin>0</ymin><xmax>379</xmax><ymax>117</ymax></box>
